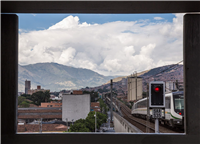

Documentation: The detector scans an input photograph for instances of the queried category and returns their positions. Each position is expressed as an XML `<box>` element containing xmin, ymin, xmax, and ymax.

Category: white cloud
<box><xmin>19</xmin><ymin>14</ymin><xmax>184</xmax><ymax>76</ymax></box>
<box><xmin>48</xmin><ymin>16</ymin><xmax>92</xmax><ymax>30</ymax></box>
<box><xmin>31</xmin><ymin>13</ymin><xmax>36</xmax><ymax>17</ymax></box>
<box><xmin>59</xmin><ymin>47</ymin><xmax>76</xmax><ymax>64</ymax></box>
<box><xmin>154</xmin><ymin>17</ymin><xmax>163</xmax><ymax>20</ymax></box>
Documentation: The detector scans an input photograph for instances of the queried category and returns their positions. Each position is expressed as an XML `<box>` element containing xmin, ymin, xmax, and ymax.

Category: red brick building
<box><xmin>91</xmin><ymin>102</ymin><xmax>100</xmax><ymax>112</ymax></box>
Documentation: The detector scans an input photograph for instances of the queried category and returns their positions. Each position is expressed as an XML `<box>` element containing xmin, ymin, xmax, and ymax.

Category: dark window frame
<box><xmin>1</xmin><ymin>1</ymin><xmax>200</xmax><ymax>144</ymax></box>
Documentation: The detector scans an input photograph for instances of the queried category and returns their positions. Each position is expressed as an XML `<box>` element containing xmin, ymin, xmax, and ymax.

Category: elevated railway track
<box><xmin>114</xmin><ymin>99</ymin><xmax>184</xmax><ymax>133</ymax></box>
<box><xmin>117</xmin><ymin>100</ymin><xmax>184</xmax><ymax>133</ymax></box>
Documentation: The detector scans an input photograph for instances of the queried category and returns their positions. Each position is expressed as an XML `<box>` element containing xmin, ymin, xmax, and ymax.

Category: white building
<box><xmin>62</xmin><ymin>94</ymin><xmax>90</xmax><ymax>122</ymax></box>
<box><xmin>58</xmin><ymin>92</ymin><xmax>63</xmax><ymax>98</ymax></box>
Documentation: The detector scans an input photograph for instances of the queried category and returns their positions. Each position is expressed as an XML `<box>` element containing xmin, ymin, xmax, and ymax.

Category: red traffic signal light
<box><xmin>149</xmin><ymin>81</ymin><xmax>165</xmax><ymax>108</ymax></box>
<box><xmin>154</xmin><ymin>87</ymin><xmax>160</xmax><ymax>92</ymax></box>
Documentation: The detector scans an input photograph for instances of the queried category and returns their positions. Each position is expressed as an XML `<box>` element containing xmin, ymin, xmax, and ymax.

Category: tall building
<box><xmin>127</xmin><ymin>76</ymin><xmax>143</xmax><ymax>101</ymax></box>
<box><xmin>166</xmin><ymin>81</ymin><xmax>177</xmax><ymax>93</ymax></box>
<box><xmin>25</xmin><ymin>80</ymin><xmax>31</xmax><ymax>94</ymax></box>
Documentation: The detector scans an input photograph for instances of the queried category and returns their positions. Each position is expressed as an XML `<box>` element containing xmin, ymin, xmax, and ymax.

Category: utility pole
<box><xmin>128</xmin><ymin>75</ymin><xmax>131</xmax><ymax>101</ymax></box>
<box><xmin>146</xmin><ymin>83</ymin><xmax>150</xmax><ymax>133</ymax></box>
<box><xmin>94</xmin><ymin>111</ymin><xmax>97</xmax><ymax>132</ymax></box>
<box><xmin>40</xmin><ymin>118</ymin><xmax>42</xmax><ymax>133</ymax></box>
<box><xmin>110</xmin><ymin>79</ymin><xmax>113</xmax><ymax>122</ymax></box>
<box><xmin>176</xmin><ymin>80</ymin><xmax>179</xmax><ymax>90</ymax></box>
<box><xmin>66</xmin><ymin>118</ymin><xmax>68</xmax><ymax>132</ymax></box>
<box><xmin>115</xmin><ymin>94</ymin><xmax>117</xmax><ymax>112</ymax></box>
<box><xmin>135</xmin><ymin>71</ymin><xmax>137</xmax><ymax>101</ymax></box>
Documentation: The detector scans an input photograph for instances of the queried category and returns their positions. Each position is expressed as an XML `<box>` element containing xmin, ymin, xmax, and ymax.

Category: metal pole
<box><xmin>146</xmin><ymin>83</ymin><xmax>150</xmax><ymax>133</ymax></box>
<box><xmin>155</xmin><ymin>118</ymin><xmax>159</xmax><ymax>133</ymax></box>
<box><xmin>130</xmin><ymin>76</ymin><xmax>132</xmax><ymax>101</ymax></box>
<box><xmin>40</xmin><ymin>118</ymin><xmax>42</xmax><ymax>133</ymax></box>
<box><xmin>115</xmin><ymin>95</ymin><xmax>116</xmax><ymax>112</ymax></box>
<box><xmin>110</xmin><ymin>79</ymin><xmax>113</xmax><ymax>122</ymax></box>
<box><xmin>95</xmin><ymin>111</ymin><xmax>96</xmax><ymax>132</ymax></box>
<box><xmin>135</xmin><ymin>71</ymin><xmax>137</xmax><ymax>101</ymax></box>
<box><xmin>66</xmin><ymin>118</ymin><xmax>68</xmax><ymax>132</ymax></box>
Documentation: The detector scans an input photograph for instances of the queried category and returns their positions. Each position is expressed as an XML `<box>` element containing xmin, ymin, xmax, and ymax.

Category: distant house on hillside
<box><xmin>91</xmin><ymin>102</ymin><xmax>100</xmax><ymax>112</ymax></box>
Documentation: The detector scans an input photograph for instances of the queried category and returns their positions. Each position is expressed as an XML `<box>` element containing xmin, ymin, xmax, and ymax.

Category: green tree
<box><xmin>83</xmin><ymin>91</ymin><xmax>98</xmax><ymax>102</ymax></box>
<box><xmin>20</xmin><ymin>94</ymin><xmax>31</xmax><ymax>100</ymax></box>
<box><xmin>19</xmin><ymin>101</ymin><xmax>30</xmax><ymax>108</ymax></box>
<box><xmin>98</xmin><ymin>99</ymin><xmax>108</xmax><ymax>114</ymax></box>
<box><xmin>31</xmin><ymin>91</ymin><xmax>50</xmax><ymax>106</ymax></box>
<box><xmin>68</xmin><ymin>119</ymin><xmax>90</xmax><ymax>132</ymax></box>
<box><xmin>44</xmin><ymin>91</ymin><xmax>50</xmax><ymax>102</ymax></box>
<box><xmin>85</xmin><ymin>111</ymin><xmax>107</xmax><ymax>132</ymax></box>
<box><xmin>18</xmin><ymin>96</ymin><xmax>26</xmax><ymax>105</ymax></box>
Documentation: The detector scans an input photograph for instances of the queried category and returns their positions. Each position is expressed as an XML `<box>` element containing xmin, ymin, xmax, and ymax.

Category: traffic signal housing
<box><xmin>149</xmin><ymin>81</ymin><xmax>165</xmax><ymax>108</ymax></box>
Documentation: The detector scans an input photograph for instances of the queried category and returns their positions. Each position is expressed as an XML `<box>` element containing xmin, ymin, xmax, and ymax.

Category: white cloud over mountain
<box><xmin>154</xmin><ymin>17</ymin><xmax>163</xmax><ymax>20</ymax></box>
<box><xmin>19</xmin><ymin>14</ymin><xmax>184</xmax><ymax>76</ymax></box>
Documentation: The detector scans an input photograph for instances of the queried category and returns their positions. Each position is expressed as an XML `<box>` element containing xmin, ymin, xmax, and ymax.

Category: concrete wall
<box><xmin>113</xmin><ymin>112</ymin><xmax>143</xmax><ymax>133</ymax></box>
<box><xmin>62</xmin><ymin>94</ymin><xmax>90</xmax><ymax>122</ymax></box>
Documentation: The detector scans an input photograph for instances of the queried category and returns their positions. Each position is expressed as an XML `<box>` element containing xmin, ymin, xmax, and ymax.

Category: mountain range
<box><xmin>18</xmin><ymin>63</ymin><xmax>115</xmax><ymax>92</ymax></box>
<box><xmin>18</xmin><ymin>62</ymin><xmax>183</xmax><ymax>93</ymax></box>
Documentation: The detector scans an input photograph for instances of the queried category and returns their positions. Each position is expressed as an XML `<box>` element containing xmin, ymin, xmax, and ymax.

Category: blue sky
<box><xmin>18</xmin><ymin>14</ymin><xmax>176</xmax><ymax>31</ymax></box>
<box><xmin>18</xmin><ymin>13</ymin><xmax>183</xmax><ymax>76</ymax></box>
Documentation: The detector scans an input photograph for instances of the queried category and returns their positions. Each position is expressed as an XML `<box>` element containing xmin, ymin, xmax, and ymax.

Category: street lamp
<box><xmin>72</xmin><ymin>119</ymin><xmax>74</xmax><ymax>125</ymax></box>
<box><xmin>66</xmin><ymin>118</ymin><xmax>68</xmax><ymax>132</ymax></box>
<box><xmin>94</xmin><ymin>111</ymin><xmax>96</xmax><ymax>132</ymax></box>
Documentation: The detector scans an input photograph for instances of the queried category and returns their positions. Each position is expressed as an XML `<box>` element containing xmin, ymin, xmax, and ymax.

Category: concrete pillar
<box><xmin>184</xmin><ymin>14</ymin><xmax>200</xmax><ymax>135</ymax></box>
<box><xmin>1</xmin><ymin>14</ymin><xmax>18</xmax><ymax>135</ymax></box>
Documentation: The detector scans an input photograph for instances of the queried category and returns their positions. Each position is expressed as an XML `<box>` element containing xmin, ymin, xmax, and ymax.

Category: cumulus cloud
<box><xmin>19</xmin><ymin>14</ymin><xmax>184</xmax><ymax>76</ymax></box>
<box><xmin>154</xmin><ymin>17</ymin><xmax>163</xmax><ymax>20</ymax></box>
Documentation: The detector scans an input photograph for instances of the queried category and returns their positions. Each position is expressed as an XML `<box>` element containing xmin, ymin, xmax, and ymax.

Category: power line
<box><xmin>143</xmin><ymin>60</ymin><xmax>183</xmax><ymax>81</ymax></box>
<box><xmin>128</xmin><ymin>60</ymin><xmax>183</xmax><ymax>91</ymax></box>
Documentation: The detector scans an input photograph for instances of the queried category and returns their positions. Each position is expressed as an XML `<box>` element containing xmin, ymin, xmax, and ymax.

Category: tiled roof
<box><xmin>17</xmin><ymin>124</ymin><xmax>67</xmax><ymax>132</ymax></box>
<box><xmin>91</xmin><ymin>102</ymin><xmax>100</xmax><ymax>108</ymax></box>
<box><xmin>18</xmin><ymin>108</ymin><xmax>62</xmax><ymax>119</ymax></box>
<box><xmin>18</xmin><ymin>109</ymin><xmax>62</xmax><ymax>113</ymax></box>
<box><xmin>18</xmin><ymin>115</ymin><xmax>62</xmax><ymax>119</ymax></box>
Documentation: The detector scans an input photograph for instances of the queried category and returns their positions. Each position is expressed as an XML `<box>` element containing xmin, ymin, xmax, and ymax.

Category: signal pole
<box><xmin>110</xmin><ymin>79</ymin><xmax>113</xmax><ymax>122</ymax></box>
<box><xmin>149</xmin><ymin>81</ymin><xmax>165</xmax><ymax>133</ymax></box>
<box><xmin>155</xmin><ymin>118</ymin><xmax>159</xmax><ymax>133</ymax></box>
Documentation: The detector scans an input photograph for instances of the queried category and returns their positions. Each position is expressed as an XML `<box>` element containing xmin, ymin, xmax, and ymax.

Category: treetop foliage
<box><xmin>68</xmin><ymin>111</ymin><xmax>107</xmax><ymax>132</ymax></box>
<box><xmin>18</xmin><ymin>91</ymin><xmax>50</xmax><ymax>107</ymax></box>
<box><xmin>83</xmin><ymin>91</ymin><xmax>99</xmax><ymax>102</ymax></box>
